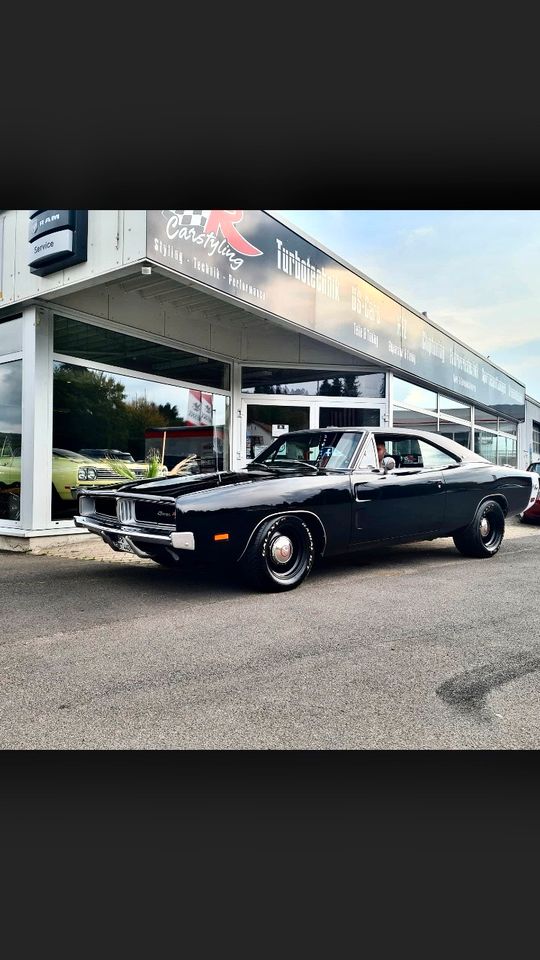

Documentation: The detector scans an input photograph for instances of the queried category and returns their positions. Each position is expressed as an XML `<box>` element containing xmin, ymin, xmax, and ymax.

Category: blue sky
<box><xmin>270</xmin><ymin>211</ymin><xmax>540</xmax><ymax>402</ymax></box>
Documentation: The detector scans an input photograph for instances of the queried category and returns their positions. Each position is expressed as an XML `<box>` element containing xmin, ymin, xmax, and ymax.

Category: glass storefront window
<box><xmin>245</xmin><ymin>404</ymin><xmax>310</xmax><ymax>460</ymax></box>
<box><xmin>496</xmin><ymin>435</ymin><xmax>517</xmax><ymax>467</ymax></box>
<box><xmin>242</xmin><ymin>367</ymin><xmax>385</xmax><ymax>398</ymax></box>
<box><xmin>393</xmin><ymin>377</ymin><xmax>437</xmax><ymax>412</ymax></box>
<box><xmin>533</xmin><ymin>423</ymin><xmax>540</xmax><ymax>458</ymax></box>
<box><xmin>439</xmin><ymin>394</ymin><xmax>471</xmax><ymax>421</ymax></box>
<box><xmin>51</xmin><ymin>360</ymin><xmax>229</xmax><ymax>519</ymax></box>
<box><xmin>0</xmin><ymin>316</ymin><xmax>23</xmax><ymax>355</ymax></box>
<box><xmin>474</xmin><ymin>429</ymin><xmax>497</xmax><ymax>463</ymax></box>
<box><xmin>498</xmin><ymin>419</ymin><xmax>518</xmax><ymax>436</ymax></box>
<box><xmin>319</xmin><ymin>407</ymin><xmax>380</xmax><ymax>428</ymax></box>
<box><xmin>0</xmin><ymin>360</ymin><xmax>23</xmax><ymax>521</ymax></box>
<box><xmin>54</xmin><ymin>316</ymin><xmax>230</xmax><ymax>391</ymax></box>
<box><xmin>474</xmin><ymin>409</ymin><xmax>498</xmax><ymax>432</ymax></box>
<box><xmin>393</xmin><ymin>406</ymin><xmax>437</xmax><ymax>432</ymax></box>
<box><xmin>438</xmin><ymin>420</ymin><xmax>471</xmax><ymax>450</ymax></box>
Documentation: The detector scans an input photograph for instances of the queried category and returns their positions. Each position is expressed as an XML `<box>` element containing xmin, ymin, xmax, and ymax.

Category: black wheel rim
<box><xmin>479</xmin><ymin>506</ymin><xmax>503</xmax><ymax>550</ymax></box>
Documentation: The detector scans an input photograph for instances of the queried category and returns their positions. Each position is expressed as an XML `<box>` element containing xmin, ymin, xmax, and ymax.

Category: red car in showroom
<box><xmin>520</xmin><ymin>462</ymin><xmax>540</xmax><ymax>522</ymax></box>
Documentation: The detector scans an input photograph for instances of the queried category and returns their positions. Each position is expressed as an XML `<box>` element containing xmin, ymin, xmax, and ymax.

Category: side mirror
<box><xmin>381</xmin><ymin>456</ymin><xmax>396</xmax><ymax>473</ymax></box>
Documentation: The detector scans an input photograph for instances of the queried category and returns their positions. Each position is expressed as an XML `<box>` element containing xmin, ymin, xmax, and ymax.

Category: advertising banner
<box><xmin>147</xmin><ymin>210</ymin><xmax>525</xmax><ymax>419</ymax></box>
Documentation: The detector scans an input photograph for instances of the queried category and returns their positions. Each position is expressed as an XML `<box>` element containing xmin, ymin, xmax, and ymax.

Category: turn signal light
<box><xmin>214</xmin><ymin>533</ymin><xmax>229</xmax><ymax>541</ymax></box>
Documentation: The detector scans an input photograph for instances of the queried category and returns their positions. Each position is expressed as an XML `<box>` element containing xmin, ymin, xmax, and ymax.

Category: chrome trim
<box><xmin>78</xmin><ymin>488</ymin><xmax>176</xmax><ymax>503</ymax></box>
<box><xmin>170</xmin><ymin>532</ymin><xmax>195</xmax><ymax>551</ymax></box>
<box><xmin>74</xmin><ymin>516</ymin><xmax>173</xmax><ymax>544</ymax></box>
<box><xmin>94</xmin><ymin>511</ymin><xmax>175</xmax><ymax>531</ymax></box>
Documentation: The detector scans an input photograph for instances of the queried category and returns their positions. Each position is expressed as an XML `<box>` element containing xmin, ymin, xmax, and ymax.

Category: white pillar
<box><xmin>20</xmin><ymin>305</ymin><xmax>53</xmax><ymax>531</ymax></box>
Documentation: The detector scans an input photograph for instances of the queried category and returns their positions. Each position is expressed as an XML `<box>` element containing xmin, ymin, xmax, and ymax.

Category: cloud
<box><xmin>404</xmin><ymin>226</ymin><xmax>436</xmax><ymax>245</ymax></box>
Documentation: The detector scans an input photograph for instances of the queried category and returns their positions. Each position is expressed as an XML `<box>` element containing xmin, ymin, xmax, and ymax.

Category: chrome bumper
<box><xmin>74</xmin><ymin>516</ymin><xmax>195</xmax><ymax>551</ymax></box>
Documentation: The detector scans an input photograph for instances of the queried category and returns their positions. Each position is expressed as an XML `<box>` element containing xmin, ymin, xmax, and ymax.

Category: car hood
<box><xmin>114</xmin><ymin>469</ymin><xmax>291</xmax><ymax>498</ymax></box>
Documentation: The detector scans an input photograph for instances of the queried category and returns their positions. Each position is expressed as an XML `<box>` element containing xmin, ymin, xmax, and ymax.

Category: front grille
<box><xmin>95</xmin><ymin>468</ymin><xmax>124</xmax><ymax>479</ymax></box>
<box><xmin>94</xmin><ymin>497</ymin><xmax>117</xmax><ymax>518</ymax></box>
<box><xmin>92</xmin><ymin>495</ymin><xmax>176</xmax><ymax>529</ymax></box>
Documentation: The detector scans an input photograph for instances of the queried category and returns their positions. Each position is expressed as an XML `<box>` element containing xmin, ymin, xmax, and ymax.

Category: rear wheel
<box><xmin>453</xmin><ymin>499</ymin><xmax>505</xmax><ymax>558</ymax></box>
<box><xmin>240</xmin><ymin>515</ymin><xmax>314</xmax><ymax>592</ymax></box>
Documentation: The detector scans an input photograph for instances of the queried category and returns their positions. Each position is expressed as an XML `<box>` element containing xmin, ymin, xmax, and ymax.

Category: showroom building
<box><xmin>0</xmin><ymin>209</ymin><xmax>536</xmax><ymax>549</ymax></box>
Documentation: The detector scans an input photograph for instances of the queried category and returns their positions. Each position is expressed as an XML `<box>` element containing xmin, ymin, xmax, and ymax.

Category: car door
<box><xmin>350</xmin><ymin>436</ymin><xmax>451</xmax><ymax>544</ymax></box>
<box><xmin>351</xmin><ymin>467</ymin><xmax>445</xmax><ymax>542</ymax></box>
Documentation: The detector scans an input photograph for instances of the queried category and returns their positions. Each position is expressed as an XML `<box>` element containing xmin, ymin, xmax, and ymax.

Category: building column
<box><xmin>20</xmin><ymin>305</ymin><xmax>53</xmax><ymax>531</ymax></box>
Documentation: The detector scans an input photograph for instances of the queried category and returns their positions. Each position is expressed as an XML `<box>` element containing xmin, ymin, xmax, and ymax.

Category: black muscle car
<box><xmin>74</xmin><ymin>427</ymin><xmax>539</xmax><ymax>592</ymax></box>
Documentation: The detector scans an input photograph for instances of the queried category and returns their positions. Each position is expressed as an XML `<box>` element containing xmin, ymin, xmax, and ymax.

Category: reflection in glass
<box><xmin>439</xmin><ymin>394</ymin><xmax>471</xmax><ymax>421</ymax></box>
<box><xmin>245</xmin><ymin>405</ymin><xmax>310</xmax><ymax>460</ymax></box>
<box><xmin>51</xmin><ymin>361</ymin><xmax>229</xmax><ymax>519</ymax></box>
<box><xmin>498</xmin><ymin>419</ymin><xmax>517</xmax><ymax>436</ymax></box>
<box><xmin>0</xmin><ymin>360</ymin><xmax>23</xmax><ymax>522</ymax></box>
<box><xmin>393</xmin><ymin>377</ymin><xmax>437</xmax><ymax>411</ymax></box>
<box><xmin>474</xmin><ymin>429</ymin><xmax>497</xmax><ymax>463</ymax></box>
<box><xmin>54</xmin><ymin>316</ymin><xmax>230</xmax><ymax>390</ymax></box>
<box><xmin>438</xmin><ymin>421</ymin><xmax>471</xmax><ymax>450</ymax></box>
<box><xmin>496</xmin><ymin>435</ymin><xmax>517</xmax><ymax>467</ymax></box>
<box><xmin>0</xmin><ymin>317</ymin><xmax>23</xmax><ymax>356</ymax></box>
<box><xmin>319</xmin><ymin>407</ymin><xmax>380</xmax><ymax>428</ymax></box>
<box><xmin>393</xmin><ymin>406</ymin><xmax>437</xmax><ymax>432</ymax></box>
<box><xmin>474</xmin><ymin>409</ymin><xmax>498</xmax><ymax>432</ymax></box>
<box><xmin>242</xmin><ymin>367</ymin><xmax>385</xmax><ymax>398</ymax></box>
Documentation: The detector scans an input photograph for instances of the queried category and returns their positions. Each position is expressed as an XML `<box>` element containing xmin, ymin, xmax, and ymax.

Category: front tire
<box><xmin>453</xmin><ymin>499</ymin><xmax>505</xmax><ymax>558</ymax></box>
<box><xmin>240</xmin><ymin>515</ymin><xmax>314</xmax><ymax>592</ymax></box>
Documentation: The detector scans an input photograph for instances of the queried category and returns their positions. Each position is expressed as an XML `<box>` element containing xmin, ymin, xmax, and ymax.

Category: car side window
<box><xmin>417</xmin><ymin>439</ymin><xmax>460</xmax><ymax>469</ymax></box>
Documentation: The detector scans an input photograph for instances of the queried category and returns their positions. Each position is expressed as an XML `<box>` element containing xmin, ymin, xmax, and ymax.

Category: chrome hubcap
<box><xmin>480</xmin><ymin>517</ymin><xmax>490</xmax><ymax>537</ymax></box>
<box><xmin>271</xmin><ymin>535</ymin><xmax>293</xmax><ymax>564</ymax></box>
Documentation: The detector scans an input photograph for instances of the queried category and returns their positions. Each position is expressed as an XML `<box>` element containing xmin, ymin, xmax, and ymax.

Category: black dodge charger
<box><xmin>74</xmin><ymin>427</ymin><xmax>539</xmax><ymax>592</ymax></box>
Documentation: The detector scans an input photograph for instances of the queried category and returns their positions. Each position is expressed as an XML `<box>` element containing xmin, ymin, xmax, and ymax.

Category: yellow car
<box><xmin>78</xmin><ymin>449</ymin><xmax>168</xmax><ymax>479</ymax></box>
<box><xmin>0</xmin><ymin>445</ymin><xmax>129</xmax><ymax>521</ymax></box>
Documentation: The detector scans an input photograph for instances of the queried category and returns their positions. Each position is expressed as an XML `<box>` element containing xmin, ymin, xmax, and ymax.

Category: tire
<box><xmin>452</xmin><ymin>499</ymin><xmax>505</xmax><ymax>558</ymax></box>
<box><xmin>240</xmin><ymin>515</ymin><xmax>315</xmax><ymax>592</ymax></box>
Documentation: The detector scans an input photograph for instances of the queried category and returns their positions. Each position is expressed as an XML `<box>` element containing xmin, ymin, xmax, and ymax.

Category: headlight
<box><xmin>86</xmin><ymin>468</ymin><xmax>97</xmax><ymax>481</ymax></box>
<box><xmin>78</xmin><ymin>468</ymin><xmax>88</xmax><ymax>481</ymax></box>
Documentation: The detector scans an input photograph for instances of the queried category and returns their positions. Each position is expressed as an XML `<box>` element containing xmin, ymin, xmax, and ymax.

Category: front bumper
<box><xmin>74</xmin><ymin>515</ymin><xmax>195</xmax><ymax>553</ymax></box>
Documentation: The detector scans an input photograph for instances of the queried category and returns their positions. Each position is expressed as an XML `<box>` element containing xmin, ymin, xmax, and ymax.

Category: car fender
<box><xmin>236</xmin><ymin>509</ymin><xmax>328</xmax><ymax>561</ymax></box>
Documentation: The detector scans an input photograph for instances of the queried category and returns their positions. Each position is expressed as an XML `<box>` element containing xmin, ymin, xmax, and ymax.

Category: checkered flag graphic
<box><xmin>171</xmin><ymin>210</ymin><xmax>211</xmax><ymax>228</ymax></box>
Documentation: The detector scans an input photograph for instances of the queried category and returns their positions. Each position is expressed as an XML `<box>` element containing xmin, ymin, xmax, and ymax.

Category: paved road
<box><xmin>1</xmin><ymin>518</ymin><xmax>540</xmax><ymax>749</ymax></box>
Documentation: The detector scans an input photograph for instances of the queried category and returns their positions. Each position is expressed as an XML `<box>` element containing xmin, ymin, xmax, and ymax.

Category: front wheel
<box><xmin>240</xmin><ymin>515</ymin><xmax>315</xmax><ymax>592</ymax></box>
<box><xmin>452</xmin><ymin>499</ymin><xmax>505</xmax><ymax>558</ymax></box>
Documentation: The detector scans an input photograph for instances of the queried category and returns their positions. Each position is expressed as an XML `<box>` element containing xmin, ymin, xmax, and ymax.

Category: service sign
<box><xmin>147</xmin><ymin>210</ymin><xmax>525</xmax><ymax>419</ymax></box>
<box><xmin>28</xmin><ymin>210</ymin><xmax>88</xmax><ymax>277</ymax></box>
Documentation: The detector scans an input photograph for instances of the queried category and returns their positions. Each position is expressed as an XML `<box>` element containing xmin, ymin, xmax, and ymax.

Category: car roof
<box><xmin>280</xmin><ymin>426</ymin><xmax>488</xmax><ymax>463</ymax></box>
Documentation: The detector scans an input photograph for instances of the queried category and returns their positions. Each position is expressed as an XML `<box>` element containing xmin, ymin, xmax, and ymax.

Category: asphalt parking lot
<box><xmin>1</xmin><ymin>517</ymin><xmax>540</xmax><ymax>749</ymax></box>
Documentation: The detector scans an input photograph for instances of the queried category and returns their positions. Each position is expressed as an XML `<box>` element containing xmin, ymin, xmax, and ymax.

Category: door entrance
<box><xmin>240</xmin><ymin>399</ymin><xmax>386</xmax><ymax>465</ymax></box>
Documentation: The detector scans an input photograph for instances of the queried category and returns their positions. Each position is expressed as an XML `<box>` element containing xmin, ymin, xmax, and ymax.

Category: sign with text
<box><xmin>147</xmin><ymin>210</ymin><xmax>525</xmax><ymax>420</ymax></box>
<box><xmin>28</xmin><ymin>209</ymin><xmax>88</xmax><ymax>277</ymax></box>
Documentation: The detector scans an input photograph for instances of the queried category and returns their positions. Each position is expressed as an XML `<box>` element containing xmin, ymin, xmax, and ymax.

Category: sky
<box><xmin>270</xmin><ymin>211</ymin><xmax>540</xmax><ymax>402</ymax></box>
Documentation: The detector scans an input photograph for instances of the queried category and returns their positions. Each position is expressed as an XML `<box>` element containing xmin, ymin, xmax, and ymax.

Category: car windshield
<box><xmin>53</xmin><ymin>448</ymin><xmax>88</xmax><ymax>461</ymax></box>
<box><xmin>251</xmin><ymin>431</ymin><xmax>364</xmax><ymax>471</ymax></box>
<box><xmin>528</xmin><ymin>463</ymin><xmax>540</xmax><ymax>474</ymax></box>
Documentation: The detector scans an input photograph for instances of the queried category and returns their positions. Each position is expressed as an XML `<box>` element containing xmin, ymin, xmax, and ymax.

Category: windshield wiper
<box><xmin>246</xmin><ymin>463</ymin><xmax>280</xmax><ymax>474</ymax></box>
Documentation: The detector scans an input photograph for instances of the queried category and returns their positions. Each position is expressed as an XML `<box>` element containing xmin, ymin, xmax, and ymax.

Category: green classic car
<box><xmin>0</xmin><ymin>444</ymin><xmax>129</xmax><ymax>521</ymax></box>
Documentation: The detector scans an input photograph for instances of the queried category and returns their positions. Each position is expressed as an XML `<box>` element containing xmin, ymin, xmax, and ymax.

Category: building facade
<box><xmin>0</xmin><ymin>209</ymin><xmax>536</xmax><ymax>548</ymax></box>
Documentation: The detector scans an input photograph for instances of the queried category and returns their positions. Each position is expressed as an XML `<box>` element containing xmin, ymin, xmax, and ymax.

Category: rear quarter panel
<box><xmin>442</xmin><ymin>462</ymin><xmax>534</xmax><ymax>531</ymax></box>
